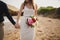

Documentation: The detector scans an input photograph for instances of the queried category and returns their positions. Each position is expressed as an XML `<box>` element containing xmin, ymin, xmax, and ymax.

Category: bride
<box><xmin>16</xmin><ymin>0</ymin><xmax>37</xmax><ymax>40</ymax></box>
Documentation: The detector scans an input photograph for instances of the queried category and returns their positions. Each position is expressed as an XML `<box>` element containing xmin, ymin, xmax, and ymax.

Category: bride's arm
<box><xmin>17</xmin><ymin>3</ymin><xmax>24</xmax><ymax>23</ymax></box>
<box><xmin>34</xmin><ymin>4</ymin><xmax>38</xmax><ymax>16</ymax></box>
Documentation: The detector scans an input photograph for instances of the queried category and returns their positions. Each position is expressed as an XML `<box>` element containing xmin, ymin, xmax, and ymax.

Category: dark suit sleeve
<box><xmin>3</xmin><ymin>3</ymin><xmax>16</xmax><ymax>25</ymax></box>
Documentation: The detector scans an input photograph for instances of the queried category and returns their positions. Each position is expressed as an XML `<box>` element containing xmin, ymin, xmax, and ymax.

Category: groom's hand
<box><xmin>14</xmin><ymin>23</ymin><xmax>20</xmax><ymax>29</ymax></box>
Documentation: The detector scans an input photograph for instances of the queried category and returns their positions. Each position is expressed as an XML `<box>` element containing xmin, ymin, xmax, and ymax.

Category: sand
<box><xmin>34</xmin><ymin>16</ymin><xmax>60</xmax><ymax>40</ymax></box>
<box><xmin>3</xmin><ymin>16</ymin><xmax>60</xmax><ymax>40</ymax></box>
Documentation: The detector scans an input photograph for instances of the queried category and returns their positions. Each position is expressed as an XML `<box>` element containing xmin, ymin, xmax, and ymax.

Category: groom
<box><xmin>0</xmin><ymin>0</ymin><xmax>20</xmax><ymax>40</ymax></box>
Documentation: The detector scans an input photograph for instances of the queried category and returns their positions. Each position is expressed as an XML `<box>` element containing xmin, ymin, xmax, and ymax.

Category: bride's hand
<box><xmin>14</xmin><ymin>23</ymin><xmax>20</xmax><ymax>29</ymax></box>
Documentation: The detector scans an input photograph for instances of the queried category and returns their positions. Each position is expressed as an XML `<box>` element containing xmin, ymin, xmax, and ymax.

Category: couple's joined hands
<box><xmin>14</xmin><ymin>23</ymin><xmax>20</xmax><ymax>29</ymax></box>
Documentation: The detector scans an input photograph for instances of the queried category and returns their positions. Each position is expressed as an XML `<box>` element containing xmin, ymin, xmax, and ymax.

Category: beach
<box><xmin>3</xmin><ymin>16</ymin><xmax>60</xmax><ymax>40</ymax></box>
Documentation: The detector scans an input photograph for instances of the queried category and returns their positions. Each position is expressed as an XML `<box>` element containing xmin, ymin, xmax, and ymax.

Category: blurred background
<box><xmin>2</xmin><ymin>0</ymin><xmax>60</xmax><ymax>18</ymax></box>
<box><xmin>2</xmin><ymin>0</ymin><xmax>60</xmax><ymax>8</ymax></box>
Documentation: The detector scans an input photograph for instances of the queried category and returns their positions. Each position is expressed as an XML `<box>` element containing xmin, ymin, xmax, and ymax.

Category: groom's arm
<box><xmin>3</xmin><ymin>2</ymin><xmax>16</xmax><ymax>25</ymax></box>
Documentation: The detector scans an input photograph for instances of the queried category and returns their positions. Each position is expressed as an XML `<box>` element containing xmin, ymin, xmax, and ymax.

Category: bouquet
<box><xmin>26</xmin><ymin>16</ymin><xmax>37</xmax><ymax>28</ymax></box>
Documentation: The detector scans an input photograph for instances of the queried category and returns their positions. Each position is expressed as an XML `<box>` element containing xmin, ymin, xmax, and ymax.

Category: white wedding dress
<box><xmin>20</xmin><ymin>6</ymin><xmax>35</xmax><ymax>40</ymax></box>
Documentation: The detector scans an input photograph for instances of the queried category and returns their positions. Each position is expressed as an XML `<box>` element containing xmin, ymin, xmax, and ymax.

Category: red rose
<box><xmin>32</xmin><ymin>18</ymin><xmax>36</xmax><ymax>22</ymax></box>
